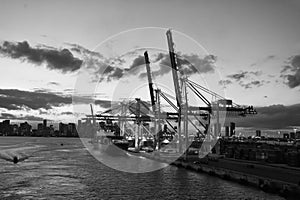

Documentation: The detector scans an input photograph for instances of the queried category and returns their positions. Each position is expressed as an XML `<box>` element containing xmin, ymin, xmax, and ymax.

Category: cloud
<box><xmin>227</xmin><ymin>70</ymin><xmax>262</xmax><ymax>82</ymax></box>
<box><xmin>0</xmin><ymin>41</ymin><xmax>83</xmax><ymax>73</ymax></box>
<box><xmin>102</xmin><ymin>65</ymin><xmax>124</xmax><ymax>81</ymax></box>
<box><xmin>286</xmin><ymin>71</ymin><xmax>300</xmax><ymax>88</ymax></box>
<box><xmin>126</xmin><ymin>55</ymin><xmax>146</xmax><ymax>74</ymax></box>
<box><xmin>218</xmin><ymin>80</ymin><xmax>232</xmax><ymax>87</ymax></box>
<box><xmin>227</xmin><ymin>71</ymin><xmax>248</xmax><ymax>81</ymax></box>
<box><xmin>48</xmin><ymin>82</ymin><xmax>60</xmax><ymax>86</ymax></box>
<box><xmin>226</xmin><ymin>70</ymin><xmax>266</xmax><ymax>89</ymax></box>
<box><xmin>67</xmin><ymin>43</ymin><xmax>103</xmax><ymax>58</ymax></box>
<box><xmin>240</xmin><ymin>80</ymin><xmax>264</xmax><ymax>89</ymax></box>
<box><xmin>280</xmin><ymin>65</ymin><xmax>292</xmax><ymax>73</ymax></box>
<box><xmin>233</xmin><ymin>104</ymin><xmax>300</xmax><ymax>129</ymax></box>
<box><xmin>179</xmin><ymin>54</ymin><xmax>216</xmax><ymax>75</ymax></box>
<box><xmin>0</xmin><ymin>113</ymin><xmax>44</xmax><ymax>121</ymax></box>
<box><xmin>139</xmin><ymin>53</ymin><xmax>216</xmax><ymax>78</ymax></box>
<box><xmin>60</xmin><ymin>111</ymin><xmax>73</xmax><ymax>115</ymax></box>
<box><xmin>0</xmin><ymin>113</ymin><xmax>15</xmax><ymax>119</ymax></box>
<box><xmin>94</xmin><ymin>99</ymin><xmax>112</xmax><ymax>109</ymax></box>
<box><xmin>249</xmin><ymin>55</ymin><xmax>276</xmax><ymax>67</ymax></box>
<box><xmin>0</xmin><ymin>89</ymin><xmax>72</xmax><ymax>110</ymax></box>
<box><xmin>281</xmin><ymin>55</ymin><xmax>300</xmax><ymax>88</ymax></box>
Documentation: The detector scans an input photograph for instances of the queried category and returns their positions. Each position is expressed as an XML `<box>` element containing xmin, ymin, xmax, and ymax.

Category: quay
<box><xmin>138</xmin><ymin>151</ymin><xmax>300</xmax><ymax>199</ymax></box>
<box><xmin>79</xmin><ymin>29</ymin><xmax>300</xmax><ymax>199</ymax></box>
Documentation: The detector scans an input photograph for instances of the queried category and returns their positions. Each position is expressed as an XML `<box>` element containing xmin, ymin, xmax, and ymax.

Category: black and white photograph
<box><xmin>0</xmin><ymin>0</ymin><xmax>300</xmax><ymax>199</ymax></box>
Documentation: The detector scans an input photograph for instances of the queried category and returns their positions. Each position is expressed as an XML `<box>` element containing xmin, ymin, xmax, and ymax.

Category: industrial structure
<box><xmin>81</xmin><ymin>29</ymin><xmax>257</xmax><ymax>156</ymax></box>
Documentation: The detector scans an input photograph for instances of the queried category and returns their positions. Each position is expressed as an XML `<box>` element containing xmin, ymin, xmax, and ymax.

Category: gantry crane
<box><xmin>83</xmin><ymin>29</ymin><xmax>257</xmax><ymax>154</ymax></box>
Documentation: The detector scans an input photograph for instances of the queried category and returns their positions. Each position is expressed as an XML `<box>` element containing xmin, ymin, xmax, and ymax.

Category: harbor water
<box><xmin>0</xmin><ymin>137</ymin><xmax>284</xmax><ymax>199</ymax></box>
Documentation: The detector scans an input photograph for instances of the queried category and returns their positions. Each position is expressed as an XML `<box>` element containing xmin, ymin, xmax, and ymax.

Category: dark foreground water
<box><xmin>0</xmin><ymin>137</ymin><xmax>284</xmax><ymax>200</ymax></box>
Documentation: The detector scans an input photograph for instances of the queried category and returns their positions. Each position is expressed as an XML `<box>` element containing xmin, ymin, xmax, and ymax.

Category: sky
<box><xmin>0</xmin><ymin>0</ymin><xmax>300</xmax><ymax>130</ymax></box>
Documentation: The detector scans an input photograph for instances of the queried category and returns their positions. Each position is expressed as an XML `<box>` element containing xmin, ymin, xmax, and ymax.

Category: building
<box><xmin>43</xmin><ymin>119</ymin><xmax>47</xmax><ymax>129</ymax></box>
<box><xmin>256</xmin><ymin>130</ymin><xmax>261</xmax><ymax>137</ymax></box>
<box><xmin>19</xmin><ymin>122</ymin><xmax>31</xmax><ymax>136</ymax></box>
<box><xmin>225</xmin><ymin>126</ymin><xmax>230</xmax><ymax>137</ymax></box>
<box><xmin>296</xmin><ymin>131</ymin><xmax>300</xmax><ymax>139</ymax></box>
<box><xmin>230</xmin><ymin>122</ymin><xmax>235</xmax><ymax>136</ymax></box>
<box><xmin>59</xmin><ymin>122</ymin><xmax>68</xmax><ymax>137</ymax></box>
<box><xmin>67</xmin><ymin>123</ymin><xmax>77</xmax><ymax>137</ymax></box>
<box><xmin>0</xmin><ymin>120</ymin><xmax>11</xmax><ymax>136</ymax></box>
<box><xmin>58</xmin><ymin>122</ymin><xmax>77</xmax><ymax>137</ymax></box>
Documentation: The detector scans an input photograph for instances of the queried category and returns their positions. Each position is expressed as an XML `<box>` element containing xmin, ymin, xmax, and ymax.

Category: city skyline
<box><xmin>0</xmin><ymin>0</ymin><xmax>300</xmax><ymax>130</ymax></box>
<box><xmin>0</xmin><ymin>118</ymin><xmax>78</xmax><ymax>137</ymax></box>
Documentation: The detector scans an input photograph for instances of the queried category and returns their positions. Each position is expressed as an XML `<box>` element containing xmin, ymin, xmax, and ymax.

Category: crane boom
<box><xmin>144</xmin><ymin>51</ymin><xmax>156</xmax><ymax>111</ymax></box>
<box><xmin>166</xmin><ymin>29</ymin><xmax>182</xmax><ymax>108</ymax></box>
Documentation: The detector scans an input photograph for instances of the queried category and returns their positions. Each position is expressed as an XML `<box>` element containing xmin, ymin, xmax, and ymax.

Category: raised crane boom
<box><xmin>166</xmin><ymin>29</ymin><xmax>182</xmax><ymax>108</ymax></box>
<box><xmin>144</xmin><ymin>51</ymin><xmax>156</xmax><ymax>111</ymax></box>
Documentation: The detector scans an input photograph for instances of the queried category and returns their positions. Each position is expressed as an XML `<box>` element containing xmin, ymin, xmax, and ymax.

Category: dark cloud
<box><xmin>240</xmin><ymin>80</ymin><xmax>264</xmax><ymax>89</ymax></box>
<box><xmin>94</xmin><ymin>99</ymin><xmax>112</xmax><ymax>109</ymax></box>
<box><xmin>93</xmin><ymin>51</ymin><xmax>217</xmax><ymax>83</ymax></box>
<box><xmin>153</xmin><ymin>52</ymin><xmax>165</xmax><ymax>62</ymax></box>
<box><xmin>285</xmin><ymin>71</ymin><xmax>300</xmax><ymax>88</ymax></box>
<box><xmin>226</xmin><ymin>70</ymin><xmax>265</xmax><ymax>89</ymax></box>
<box><xmin>48</xmin><ymin>82</ymin><xmax>60</xmax><ymax>86</ymax></box>
<box><xmin>0</xmin><ymin>41</ymin><xmax>83</xmax><ymax>73</ymax></box>
<box><xmin>127</xmin><ymin>55</ymin><xmax>145</xmax><ymax>74</ymax></box>
<box><xmin>280</xmin><ymin>65</ymin><xmax>292</xmax><ymax>73</ymax></box>
<box><xmin>227</xmin><ymin>71</ymin><xmax>248</xmax><ymax>81</ymax></box>
<box><xmin>60</xmin><ymin>111</ymin><xmax>73</xmax><ymax>115</ymax></box>
<box><xmin>100</xmin><ymin>55</ymin><xmax>146</xmax><ymax>82</ymax></box>
<box><xmin>101</xmin><ymin>65</ymin><xmax>124</xmax><ymax>81</ymax></box>
<box><xmin>32</xmin><ymin>88</ymin><xmax>52</xmax><ymax>93</ymax></box>
<box><xmin>218</xmin><ymin>80</ymin><xmax>232</xmax><ymax>87</ymax></box>
<box><xmin>64</xmin><ymin>89</ymin><xmax>74</xmax><ymax>92</ymax></box>
<box><xmin>281</xmin><ymin>55</ymin><xmax>300</xmax><ymax>88</ymax></box>
<box><xmin>227</xmin><ymin>70</ymin><xmax>262</xmax><ymax>82</ymax></box>
<box><xmin>249</xmin><ymin>71</ymin><xmax>263</xmax><ymax>76</ymax></box>
<box><xmin>67</xmin><ymin>43</ymin><xmax>103</xmax><ymax>58</ymax></box>
<box><xmin>139</xmin><ymin>53</ymin><xmax>216</xmax><ymax>78</ymax></box>
<box><xmin>0</xmin><ymin>113</ymin><xmax>44</xmax><ymax>121</ymax></box>
<box><xmin>0</xmin><ymin>113</ymin><xmax>15</xmax><ymax>119</ymax></box>
<box><xmin>179</xmin><ymin>54</ymin><xmax>216</xmax><ymax>75</ymax></box>
<box><xmin>0</xmin><ymin>89</ymin><xmax>72</xmax><ymax>110</ymax></box>
<box><xmin>233</xmin><ymin>104</ymin><xmax>300</xmax><ymax>129</ymax></box>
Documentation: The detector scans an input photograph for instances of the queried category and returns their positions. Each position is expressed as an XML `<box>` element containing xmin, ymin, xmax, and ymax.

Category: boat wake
<box><xmin>0</xmin><ymin>151</ymin><xmax>30</xmax><ymax>164</ymax></box>
<box><xmin>0</xmin><ymin>145</ymin><xmax>44</xmax><ymax>164</ymax></box>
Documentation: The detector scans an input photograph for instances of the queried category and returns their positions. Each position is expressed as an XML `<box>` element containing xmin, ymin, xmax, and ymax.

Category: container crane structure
<box><xmin>82</xmin><ymin>29</ymin><xmax>257</xmax><ymax>154</ymax></box>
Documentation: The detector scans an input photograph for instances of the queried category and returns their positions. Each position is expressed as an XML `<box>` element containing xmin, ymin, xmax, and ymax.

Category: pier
<box><xmin>79</xmin><ymin>29</ymin><xmax>300</xmax><ymax>197</ymax></box>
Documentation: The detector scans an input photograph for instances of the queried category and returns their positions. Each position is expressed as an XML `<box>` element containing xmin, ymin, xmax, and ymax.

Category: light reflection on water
<box><xmin>0</xmin><ymin>137</ymin><xmax>284</xmax><ymax>200</ymax></box>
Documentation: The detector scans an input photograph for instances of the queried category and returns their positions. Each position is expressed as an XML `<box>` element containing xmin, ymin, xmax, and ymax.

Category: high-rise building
<box><xmin>43</xmin><ymin>119</ymin><xmax>47</xmax><ymax>129</ymax></box>
<box><xmin>37</xmin><ymin>123</ymin><xmax>44</xmax><ymax>130</ymax></box>
<box><xmin>37</xmin><ymin>123</ymin><xmax>44</xmax><ymax>136</ymax></box>
<box><xmin>290</xmin><ymin>132</ymin><xmax>295</xmax><ymax>139</ymax></box>
<box><xmin>68</xmin><ymin>123</ymin><xmax>76</xmax><ymax>137</ymax></box>
<box><xmin>296</xmin><ymin>131</ymin><xmax>300</xmax><ymax>139</ymax></box>
<box><xmin>3</xmin><ymin>120</ymin><xmax>10</xmax><ymax>125</ymax></box>
<box><xmin>19</xmin><ymin>122</ymin><xmax>31</xmax><ymax>136</ymax></box>
<box><xmin>225</xmin><ymin>126</ymin><xmax>230</xmax><ymax>137</ymax></box>
<box><xmin>256</xmin><ymin>130</ymin><xmax>261</xmax><ymax>137</ymax></box>
<box><xmin>0</xmin><ymin>120</ymin><xmax>11</xmax><ymax>135</ymax></box>
<box><xmin>230</xmin><ymin>122</ymin><xmax>235</xmax><ymax>136</ymax></box>
<box><xmin>59</xmin><ymin>122</ymin><xmax>67</xmax><ymax>136</ymax></box>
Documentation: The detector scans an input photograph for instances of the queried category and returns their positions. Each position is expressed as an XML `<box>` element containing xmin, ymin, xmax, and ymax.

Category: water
<box><xmin>0</xmin><ymin>137</ymin><xmax>284</xmax><ymax>200</ymax></box>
